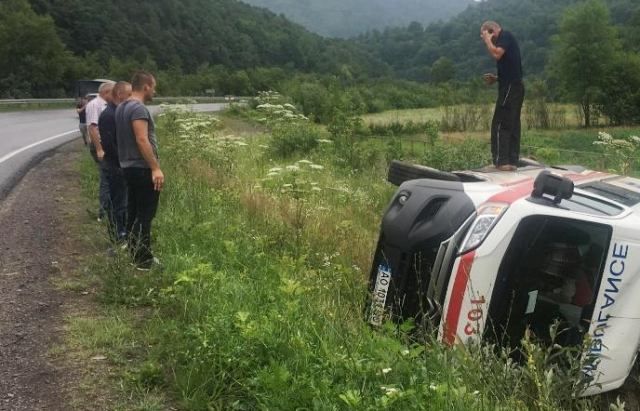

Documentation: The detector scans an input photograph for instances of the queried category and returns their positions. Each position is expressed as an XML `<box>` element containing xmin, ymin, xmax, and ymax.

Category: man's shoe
<box><xmin>134</xmin><ymin>257</ymin><xmax>161</xmax><ymax>272</ymax></box>
<box><xmin>497</xmin><ymin>164</ymin><xmax>517</xmax><ymax>172</ymax></box>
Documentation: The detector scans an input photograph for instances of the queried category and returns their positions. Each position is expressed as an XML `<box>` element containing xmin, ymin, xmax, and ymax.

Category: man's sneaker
<box><xmin>134</xmin><ymin>257</ymin><xmax>161</xmax><ymax>271</ymax></box>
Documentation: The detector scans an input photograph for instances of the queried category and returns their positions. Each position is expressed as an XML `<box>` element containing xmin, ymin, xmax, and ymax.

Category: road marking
<box><xmin>0</xmin><ymin>130</ymin><xmax>78</xmax><ymax>165</ymax></box>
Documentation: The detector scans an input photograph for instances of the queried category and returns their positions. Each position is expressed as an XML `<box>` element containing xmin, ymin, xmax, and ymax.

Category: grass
<box><xmin>71</xmin><ymin>105</ymin><xmax>636</xmax><ymax>410</ymax></box>
<box><xmin>363</xmin><ymin>103</ymin><xmax>591</xmax><ymax>131</ymax></box>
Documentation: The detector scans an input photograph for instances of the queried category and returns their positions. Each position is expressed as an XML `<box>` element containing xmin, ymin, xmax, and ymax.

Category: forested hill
<box><xmin>356</xmin><ymin>0</ymin><xmax>640</xmax><ymax>81</ymax></box>
<box><xmin>239</xmin><ymin>0</ymin><xmax>474</xmax><ymax>38</ymax></box>
<box><xmin>28</xmin><ymin>0</ymin><xmax>385</xmax><ymax>75</ymax></box>
<box><xmin>2</xmin><ymin>0</ymin><xmax>390</xmax><ymax>97</ymax></box>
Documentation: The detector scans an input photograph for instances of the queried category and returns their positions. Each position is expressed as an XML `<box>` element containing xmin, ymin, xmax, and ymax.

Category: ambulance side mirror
<box><xmin>531</xmin><ymin>171</ymin><xmax>574</xmax><ymax>203</ymax></box>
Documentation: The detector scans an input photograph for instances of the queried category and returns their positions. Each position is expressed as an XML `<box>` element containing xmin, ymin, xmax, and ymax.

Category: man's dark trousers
<box><xmin>491</xmin><ymin>81</ymin><xmax>525</xmax><ymax>167</ymax></box>
<box><xmin>123</xmin><ymin>167</ymin><xmax>160</xmax><ymax>265</ymax></box>
<box><xmin>102</xmin><ymin>161</ymin><xmax>127</xmax><ymax>241</ymax></box>
<box><xmin>89</xmin><ymin>144</ymin><xmax>111</xmax><ymax>219</ymax></box>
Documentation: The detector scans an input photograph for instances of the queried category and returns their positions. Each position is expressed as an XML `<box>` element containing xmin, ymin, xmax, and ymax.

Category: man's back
<box><xmin>85</xmin><ymin>96</ymin><xmax>106</xmax><ymax>127</ymax></box>
<box><xmin>496</xmin><ymin>30</ymin><xmax>523</xmax><ymax>83</ymax></box>
<box><xmin>115</xmin><ymin>100</ymin><xmax>158</xmax><ymax>169</ymax></box>
<box><xmin>98</xmin><ymin>103</ymin><xmax>119</xmax><ymax>166</ymax></box>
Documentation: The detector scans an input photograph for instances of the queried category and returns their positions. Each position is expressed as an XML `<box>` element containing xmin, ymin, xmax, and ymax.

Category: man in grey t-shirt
<box><xmin>115</xmin><ymin>71</ymin><xmax>164</xmax><ymax>270</ymax></box>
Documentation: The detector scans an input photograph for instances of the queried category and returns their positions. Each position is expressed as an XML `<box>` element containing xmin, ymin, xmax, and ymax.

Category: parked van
<box><xmin>368</xmin><ymin>160</ymin><xmax>640</xmax><ymax>396</ymax></box>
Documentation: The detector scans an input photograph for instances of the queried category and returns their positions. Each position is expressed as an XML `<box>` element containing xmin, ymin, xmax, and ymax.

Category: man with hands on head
<box><xmin>481</xmin><ymin>20</ymin><xmax>525</xmax><ymax>172</ymax></box>
<box><xmin>115</xmin><ymin>71</ymin><xmax>163</xmax><ymax>271</ymax></box>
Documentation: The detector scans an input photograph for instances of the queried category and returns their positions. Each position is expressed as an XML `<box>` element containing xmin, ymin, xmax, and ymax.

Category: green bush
<box><xmin>423</xmin><ymin>138</ymin><xmax>491</xmax><ymax>171</ymax></box>
<box><xmin>269</xmin><ymin>121</ymin><xmax>322</xmax><ymax>158</ymax></box>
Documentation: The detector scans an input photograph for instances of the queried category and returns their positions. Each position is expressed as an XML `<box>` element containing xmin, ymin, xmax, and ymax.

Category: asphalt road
<box><xmin>0</xmin><ymin>103</ymin><xmax>226</xmax><ymax>199</ymax></box>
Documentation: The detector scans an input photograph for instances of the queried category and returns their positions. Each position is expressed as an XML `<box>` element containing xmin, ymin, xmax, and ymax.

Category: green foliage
<box><xmin>423</xmin><ymin>138</ymin><xmax>491</xmax><ymax>171</ymax></box>
<box><xmin>0</xmin><ymin>0</ymin><xmax>80</xmax><ymax>97</ymax></box>
<box><xmin>241</xmin><ymin>0</ymin><xmax>471</xmax><ymax>38</ymax></box>
<box><xmin>524</xmin><ymin>79</ymin><xmax>568</xmax><ymax>130</ymax></box>
<box><xmin>430</xmin><ymin>57</ymin><xmax>456</xmax><ymax>84</ymax></box>
<box><xmin>548</xmin><ymin>0</ymin><xmax>620</xmax><ymax>127</ymax></box>
<box><xmin>440</xmin><ymin>104</ymin><xmax>491</xmax><ymax>132</ymax></box>
<box><xmin>595</xmin><ymin>52</ymin><xmax>640</xmax><ymax>125</ymax></box>
<box><xmin>269</xmin><ymin>122</ymin><xmax>322</xmax><ymax>158</ymax></box>
<box><xmin>593</xmin><ymin>131</ymin><xmax>640</xmax><ymax>174</ymax></box>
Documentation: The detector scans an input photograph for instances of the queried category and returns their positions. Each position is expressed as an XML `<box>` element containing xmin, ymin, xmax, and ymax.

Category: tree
<box><xmin>430</xmin><ymin>57</ymin><xmax>455</xmax><ymax>84</ymax></box>
<box><xmin>0</xmin><ymin>0</ymin><xmax>75</xmax><ymax>97</ymax></box>
<box><xmin>595</xmin><ymin>52</ymin><xmax>640</xmax><ymax>125</ymax></box>
<box><xmin>547</xmin><ymin>0</ymin><xmax>620</xmax><ymax>127</ymax></box>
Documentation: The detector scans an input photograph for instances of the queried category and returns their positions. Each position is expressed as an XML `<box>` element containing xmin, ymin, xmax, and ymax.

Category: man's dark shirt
<box><xmin>98</xmin><ymin>103</ymin><xmax>119</xmax><ymax>166</ymax></box>
<box><xmin>495</xmin><ymin>30</ymin><xmax>522</xmax><ymax>83</ymax></box>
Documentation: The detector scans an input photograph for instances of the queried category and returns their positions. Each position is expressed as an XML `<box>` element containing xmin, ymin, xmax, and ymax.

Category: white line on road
<box><xmin>0</xmin><ymin>130</ymin><xmax>78</xmax><ymax>165</ymax></box>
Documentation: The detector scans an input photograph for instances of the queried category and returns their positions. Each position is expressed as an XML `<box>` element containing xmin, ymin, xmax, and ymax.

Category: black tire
<box><xmin>387</xmin><ymin>160</ymin><xmax>460</xmax><ymax>186</ymax></box>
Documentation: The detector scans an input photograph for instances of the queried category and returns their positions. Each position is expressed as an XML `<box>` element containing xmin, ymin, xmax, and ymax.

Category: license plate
<box><xmin>369</xmin><ymin>265</ymin><xmax>392</xmax><ymax>326</ymax></box>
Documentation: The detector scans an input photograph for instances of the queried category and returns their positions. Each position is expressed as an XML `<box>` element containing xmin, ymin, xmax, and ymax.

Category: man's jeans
<box><xmin>123</xmin><ymin>167</ymin><xmax>160</xmax><ymax>264</ymax></box>
<box><xmin>102</xmin><ymin>161</ymin><xmax>127</xmax><ymax>241</ymax></box>
<box><xmin>89</xmin><ymin>144</ymin><xmax>110</xmax><ymax>219</ymax></box>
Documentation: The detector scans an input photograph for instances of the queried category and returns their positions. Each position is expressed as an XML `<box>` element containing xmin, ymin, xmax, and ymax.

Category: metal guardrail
<box><xmin>0</xmin><ymin>98</ymin><xmax>75</xmax><ymax>105</ymax></box>
<box><xmin>0</xmin><ymin>96</ymin><xmax>249</xmax><ymax>106</ymax></box>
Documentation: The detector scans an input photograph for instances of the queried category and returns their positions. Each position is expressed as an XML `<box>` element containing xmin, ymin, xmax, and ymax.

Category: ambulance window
<box><xmin>579</xmin><ymin>182</ymin><xmax>640</xmax><ymax>207</ymax></box>
<box><xmin>488</xmin><ymin>216</ymin><xmax>611</xmax><ymax>349</ymax></box>
<box><xmin>558</xmin><ymin>194</ymin><xmax>623</xmax><ymax>216</ymax></box>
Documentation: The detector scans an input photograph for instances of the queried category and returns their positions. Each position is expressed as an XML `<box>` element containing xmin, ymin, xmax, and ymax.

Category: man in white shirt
<box><xmin>85</xmin><ymin>81</ymin><xmax>114</xmax><ymax>221</ymax></box>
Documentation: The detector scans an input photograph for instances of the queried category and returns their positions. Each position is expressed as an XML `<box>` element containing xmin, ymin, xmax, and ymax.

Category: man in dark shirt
<box><xmin>481</xmin><ymin>21</ymin><xmax>525</xmax><ymax>172</ymax></box>
<box><xmin>98</xmin><ymin>81</ymin><xmax>132</xmax><ymax>242</ymax></box>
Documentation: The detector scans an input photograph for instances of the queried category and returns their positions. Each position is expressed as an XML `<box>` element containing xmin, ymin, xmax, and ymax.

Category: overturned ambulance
<box><xmin>368</xmin><ymin>160</ymin><xmax>640</xmax><ymax>396</ymax></box>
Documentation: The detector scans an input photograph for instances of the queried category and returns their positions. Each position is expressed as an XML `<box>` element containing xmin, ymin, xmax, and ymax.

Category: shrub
<box><xmin>269</xmin><ymin>122</ymin><xmax>322</xmax><ymax>158</ymax></box>
<box><xmin>423</xmin><ymin>138</ymin><xmax>491</xmax><ymax>171</ymax></box>
<box><xmin>440</xmin><ymin>105</ymin><xmax>491</xmax><ymax>132</ymax></box>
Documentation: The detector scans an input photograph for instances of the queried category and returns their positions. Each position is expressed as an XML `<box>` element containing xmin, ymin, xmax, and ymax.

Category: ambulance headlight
<box><xmin>459</xmin><ymin>202</ymin><xmax>509</xmax><ymax>254</ymax></box>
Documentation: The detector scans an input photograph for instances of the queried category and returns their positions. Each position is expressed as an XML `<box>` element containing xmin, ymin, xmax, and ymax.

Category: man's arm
<box><xmin>88</xmin><ymin>124</ymin><xmax>104</xmax><ymax>160</ymax></box>
<box><xmin>86</xmin><ymin>102</ymin><xmax>104</xmax><ymax>160</ymax></box>
<box><xmin>482</xmin><ymin>31</ymin><xmax>505</xmax><ymax>60</ymax></box>
<box><xmin>132</xmin><ymin>119</ymin><xmax>164</xmax><ymax>191</ymax></box>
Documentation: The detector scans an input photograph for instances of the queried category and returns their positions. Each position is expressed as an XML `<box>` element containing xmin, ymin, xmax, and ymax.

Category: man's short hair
<box><xmin>481</xmin><ymin>21</ymin><xmax>501</xmax><ymax>33</ymax></box>
<box><xmin>98</xmin><ymin>81</ymin><xmax>115</xmax><ymax>93</ymax></box>
<box><xmin>131</xmin><ymin>71</ymin><xmax>155</xmax><ymax>91</ymax></box>
<box><xmin>112</xmin><ymin>81</ymin><xmax>131</xmax><ymax>98</ymax></box>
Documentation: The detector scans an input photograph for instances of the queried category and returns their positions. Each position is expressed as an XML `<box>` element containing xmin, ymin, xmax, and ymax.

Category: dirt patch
<box><xmin>0</xmin><ymin>141</ymin><xmax>90</xmax><ymax>410</ymax></box>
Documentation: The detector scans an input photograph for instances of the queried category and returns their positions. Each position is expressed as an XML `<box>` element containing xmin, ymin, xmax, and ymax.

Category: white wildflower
<box><xmin>381</xmin><ymin>386</ymin><xmax>399</xmax><ymax>396</ymax></box>
<box><xmin>268</xmin><ymin>167</ymin><xmax>283</xmax><ymax>173</ymax></box>
<box><xmin>317</xmin><ymin>139</ymin><xmax>333</xmax><ymax>144</ymax></box>
<box><xmin>310</xmin><ymin>164</ymin><xmax>324</xmax><ymax>170</ymax></box>
<box><xmin>286</xmin><ymin>165</ymin><xmax>301</xmax><ymax>171</ymax></box>
<box><xmin>381</xmin><ymin>368</ymin><xmax>392</xmax><ymax>375</ymax></box>
<box><xmin>282</xmin><ymin>184</ymin><xmax>293</xmax><ymax>188</ymax></box>
<box><xmin>297</xmin><ymin>159</ymin><xmax>312</xmax><ymax>164</ymax></box>
<box><xmin>266</xmin><ymin>172</ymin><xmax>279</xmax><ymax>177</ymax></box>
<box><xmin>311</xmin><ymin>187</ymin><xmax>322</xmax><ymax>192</ymax></box>
<box><xmin>401</xmin><ymin>349</ymin><xmax>410</xmax><ymax>356</ymax></box>
<box><xmin>235</xmin><ymin>141</ymin><xmax>248</xmax><ymax>147</ymax></box>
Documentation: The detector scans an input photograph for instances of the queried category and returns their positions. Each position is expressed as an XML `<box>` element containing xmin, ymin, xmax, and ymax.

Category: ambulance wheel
<box><xmin>387</xmin><ymin>160</ymin><xmax>460</xmax><ymax>186</ymax></box>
